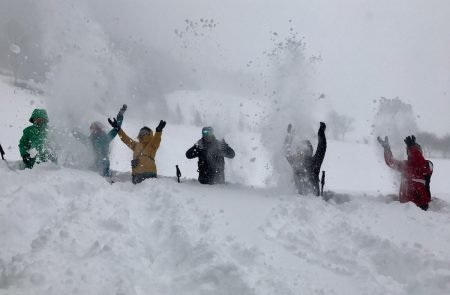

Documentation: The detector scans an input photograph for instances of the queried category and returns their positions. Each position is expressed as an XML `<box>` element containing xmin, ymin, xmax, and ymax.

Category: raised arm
<box><xmin>221</xmin><ymin>140</ymin><xmax>235</xmax><ymax>159</ymax></box>
<box><xmin>107</xmin><ymin>104</ymin><xmax>127</xmax><ymax>141</ymax></box>
<box><xmin>150</xmin><ymin>120</ymin><xmax>165</xmax><ymax>150</ymax></box>
<box><xmin>151</xmin><ymin>131</ymin><xmax>162</xmax><ymax>150</ymax></box>
<box><xmin>284</xmin><ymin>124</ymin><xmax>295</xmax><ymax>165</ymax></box>
<box><xmin>312</xmin><ymin>122</ymin><xmax>327</xmax><ymax>169</ymax></box>
<box><xmin>72</xmin><ymin>130</ymin><xmax>89</xmax><ymax>144</ymax></box>
<box><xmin>383</xmin><ymin>147</ymin><xmax>403</xmax><ymax>172</ymax></box>
<box><xmin>377</xmin><ymin>136</ymin><xmax>403</xmax><ymax>172</ymax></box>
<box><xmin>108</xmin><ymin>114</ymin><xmax>136</xmax><ymax>150</ymax></box>
<box><xmin>118</xmin><ymin>129</ymin><xmax>137</xmax><ymax>150</ymax></box>
<box><xmin>0</xmin><ymin>143</ymin><xmax>5</xmax><ymax>160</ymax></box>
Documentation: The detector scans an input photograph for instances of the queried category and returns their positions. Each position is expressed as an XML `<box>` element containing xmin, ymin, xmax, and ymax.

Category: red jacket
<box><xmin>384</xmin><ymin>146</ymin><xmax>433</xmax><ymax>207</ymax></box>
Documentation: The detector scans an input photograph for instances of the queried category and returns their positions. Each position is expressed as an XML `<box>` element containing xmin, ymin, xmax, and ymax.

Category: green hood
<box><xmin>29</xmin><ymin>109</ymin><xmax>49</xmax><ymax>123</ymax></box>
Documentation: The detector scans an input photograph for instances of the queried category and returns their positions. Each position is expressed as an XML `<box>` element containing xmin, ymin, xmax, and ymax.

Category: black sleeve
<box><xmin>312</xmin><ymin>129</ymin><xmax>327</xmax><ymax>170</ymax></box>
<box><xmin>223</xmin><ymin>145</ymin><xmax>235</xmax><ymax>159</ymax></box>
<box><xmin>186</xmin><ymin>143</ymin><xmax>200</xmax><ymax>159</ymax></box>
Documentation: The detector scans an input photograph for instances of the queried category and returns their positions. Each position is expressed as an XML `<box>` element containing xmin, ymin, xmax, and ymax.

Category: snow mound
<box><xmin>1</xmin><ymin>164</ymin><xmax>450</xmax><ymax>295</ymax></box>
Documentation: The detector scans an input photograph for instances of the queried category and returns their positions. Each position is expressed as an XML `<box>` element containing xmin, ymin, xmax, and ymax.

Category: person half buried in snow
<box><xmin>284</xmin><ymin>122</ymin><xmax>327</xmax><ymax>196</ymax></box>
<box><xmin>377</xmin><ymin>135</ymin><xmax>433</xmax><ymax>211</ymax></box>
<box><xmin>72</xmin><ymin>104</ymin><xmax>127</xmax><ymax>177</ymax></box>
<box><xmin>108</xmin><ymin>116</ymin><xmax>166</xmax><ymax>184</ymax></box>
<box><xmin>19</xmin><ymin>108</ymin><xmax>57</xmax><ymax>169</ymax></box>
<box><xmin>186</xmin><ymin>126</ymin><xmax>235</xmax><ymax>185</ymax></box>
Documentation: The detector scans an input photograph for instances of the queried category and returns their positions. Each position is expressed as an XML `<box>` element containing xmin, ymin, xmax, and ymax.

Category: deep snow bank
<box><xmin>1</xmin><ymin>164</ymin><xmax>450</xmax><ymax>295</ymax></box>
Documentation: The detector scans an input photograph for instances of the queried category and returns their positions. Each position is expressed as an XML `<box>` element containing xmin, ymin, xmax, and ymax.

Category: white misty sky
<box><xmin>124</xmin><ymin>0</ymin><xmax>449</xmax><ymax>135</ymax></box>
<box><xmin>5</xmin><ymin>0</ymin><xmax>449</xmax><ymax>135</ymax></box>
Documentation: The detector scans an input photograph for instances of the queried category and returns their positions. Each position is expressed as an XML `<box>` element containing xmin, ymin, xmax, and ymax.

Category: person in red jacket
<box><xmin>377</xmin><ymin>135</ymin><xmax>433</xmax><ymax>210</ymax></box>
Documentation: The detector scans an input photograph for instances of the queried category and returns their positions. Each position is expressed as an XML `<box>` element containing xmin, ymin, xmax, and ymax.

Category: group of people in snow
<box><xmin>12</xmin><ymin>106</ymin><xmax>236</xmax><ymax>186</ymax></box>
<box><xmin>2</xmin><ymin>106</ymin><xmax>434</xmax><ymax>211</ymax></box>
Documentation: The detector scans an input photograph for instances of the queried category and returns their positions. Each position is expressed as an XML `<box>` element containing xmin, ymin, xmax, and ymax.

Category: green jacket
<box><xmin>19</xmin><ymin>109</ymin><xmax>56</xmax><ymax>168</ymax></box>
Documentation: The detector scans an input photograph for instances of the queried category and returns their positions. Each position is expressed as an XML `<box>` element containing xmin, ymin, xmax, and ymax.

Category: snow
<box><xmin>1</xmin><ymin>78</ymin><xmax>450</xmax><ymax>294</ymax></box>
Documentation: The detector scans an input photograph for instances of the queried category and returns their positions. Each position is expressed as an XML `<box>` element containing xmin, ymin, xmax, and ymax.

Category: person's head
<box><xmin>89</xmin><ymin>121</ymin><xmax>105</xmax><ymax>135</ymax></box>
<box><xmin>295</xmin><ymin>140</ymin><xmax>313</xmax><ymax>159</ymax></box>
<box><xmin>29</xmin><ymin>109</ymin><xmax>49</xmax><ymax>126</ymax></box>
<box><xmin>137</xmin><ymin>126</ymin><xmax>153</xmax><ymax>143</ymax></box>
<box><xmin>202</xmin><ymin>126</ymin><xmax>215</xmax><ymax>141</ymax></box>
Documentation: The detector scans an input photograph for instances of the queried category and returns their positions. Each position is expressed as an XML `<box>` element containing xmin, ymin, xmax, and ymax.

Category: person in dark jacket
<box><xmin>285</xmin><ymin>122</ymin><xmax>327</xmax><ymax>196</ymax></box>
<box><xmin>19</xmin><ymin>109</ymin><xmax>57</xmax><ymax>169</ymax></box>
<box><xmin>377</xmin><ymin>135</ymin><xmax>433</xmax><ymax>210</ymax></box>
<box><xmin>186</xmin><ymin>127</ymin><xmax>235</xmax><ymax>185</ymax></box>
<box><xmin>73</xmin><ymin>104</ymin><xmax>127</xmax><ymax>177</ymax></box>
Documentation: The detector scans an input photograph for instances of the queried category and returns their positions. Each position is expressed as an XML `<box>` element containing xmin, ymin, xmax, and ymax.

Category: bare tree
<box><xmin>373</xmin><ymin>97</ymin><xmax>419</xmax><ymax>149</ymax></box>
<box><xmin>438</xmin><ymin>135</ymin><xmax>450</xmax><ymax>159</ymax></box>
<box><xmin>193</xmin><ymin>108</ymin><xmax>203</xmax><ymax>126</ymax></box>
<box><xmin>416</xmin><ymin>131</ymin><xmax>440</xmax><ymax>157</ymax></box>
<box><xmin>174</xmin><ymin>103</ymin><xmax>184</xmax><ymax>124</ymax></box>
<box><xmin>327</xmin><ymin>111</ymin><xmax>354</xmax><ymax>140</ymax></box>
<box><xmin>415</xmin><ymin>131</ymin><xmax>450</xmax><ymax>159</ymax></box>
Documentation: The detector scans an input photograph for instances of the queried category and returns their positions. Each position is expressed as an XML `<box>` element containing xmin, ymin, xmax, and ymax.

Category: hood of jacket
<box><xmin>29</xmin><ymin>109</ymin><xmax>49</xmax><ymax>123</ymax></box>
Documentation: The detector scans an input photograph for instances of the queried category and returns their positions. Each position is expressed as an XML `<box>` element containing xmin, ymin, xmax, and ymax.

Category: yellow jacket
<box><xmin>118</xmin><ymin>129</ymin><xmax>162</xmax><ymax>176</ymax></box>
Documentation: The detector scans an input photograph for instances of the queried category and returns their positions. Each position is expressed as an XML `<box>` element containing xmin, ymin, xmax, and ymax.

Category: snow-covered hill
<box><xmin>1</xmin><ymin>78</ymin><xmax>450</xmax><ymax>294</ymax></box>
<box><xmin>1</xmin><ymin>164</ymin><xmax>450</xmax><ymax>295</ymax></box>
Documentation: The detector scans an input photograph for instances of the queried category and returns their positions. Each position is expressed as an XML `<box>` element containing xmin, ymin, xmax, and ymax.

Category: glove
<box><xmin>108</xmin><ymin>118</ymin><xmax>121</xmax><ymax>132</ymax></box>
<box><xmin>156</xmin><ymin>120</ymin><xmax>166</xmax><ymax>132</ymax></box>
<box><xmin>22</xmin><ymin>153</ymin><xmax>34</xmax><ymax>167</ymax></box>
<box><xmin>377</xmin><ymin>136</ymin><xmax>390</xmax><ymax>149</ymax></box>
<box><xmin>318</xmin><ymin>122</ymin><xmax>326</xmax><ymax>135</ymax></box>
<box><xmin>287</xmin><ymin>124</ymin><xmax>292</xmax><ymax>133</ymax></box>
<box><xmin>221</xmin><ymin>139</ymin><xmax>229</xmax><ymax>151</ymax></box>
<box><xmin>404</xmin><ymin>135</ymin><xmax>416</xmax><ymax>148</ymax></box>
<box><xmin>117</xmin><ymin>104</ymin><xmax>127</xmax><ymax>121</ymax></box>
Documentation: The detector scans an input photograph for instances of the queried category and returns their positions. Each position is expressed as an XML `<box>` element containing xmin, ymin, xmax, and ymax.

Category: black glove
<box><xmin>108</xmin><ymin>118</ymin><xmax>121</xmax><ymax>132</ymax></box>
<box><xmin>318</xmin><ymin>122</ymin><xmax>326</xmax><ymax>135</ymax></box>
<box><xmin>22</xmin><ymin>153</ymin><xmax>34</xmax><ymax>166</ymax></box>
<box><xmin>117</xmin><ymin>104</ymin><xmax>127</xmax><ymax>121</ymax></box>
<box><xmin>156</xmin><ymin>120</ymin><xmax>166</xmax><ymax>132</ymax></box>
<box><xmin>404</xmin><ymin>135</ymin><xmax>416</xmax><ymax>148</ymax></box>
<box><xmin>221</xmin><ymin>139</ymin><xmax>229</xmax><ymax>151</ymax></box>
<box><xmin>377</xmin><ymin>136</ymin><xmax>390</xmax><ymax>149</ymax></box>
<box><xmin>287</xmin><ymin>124</ymin><xmax>292</xmax><ymax>133</ymax></box>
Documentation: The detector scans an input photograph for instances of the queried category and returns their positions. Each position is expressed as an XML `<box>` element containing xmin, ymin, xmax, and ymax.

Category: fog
<box><xmin>1</xmin><ymin>0</ymin><xmax>449</xmax><ymax>136</ymax></box>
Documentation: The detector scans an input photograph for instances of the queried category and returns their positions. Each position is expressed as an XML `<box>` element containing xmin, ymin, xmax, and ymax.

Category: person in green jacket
<box><xmin>72</xmin><ymin>104</ymin><xmax>127</xmax><ymax>177</ymax></box>
<box><xmin>19</xmin><ymin>109</ymin><xmax>57</xmax><ymax>169</ymax></box>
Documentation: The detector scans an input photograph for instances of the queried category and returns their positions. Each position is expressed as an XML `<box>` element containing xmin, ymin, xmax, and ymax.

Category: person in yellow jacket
<box><xmin>108</xmin><ymin>117</ymin><xmax>166</xmax><ymax>184</ymax></box>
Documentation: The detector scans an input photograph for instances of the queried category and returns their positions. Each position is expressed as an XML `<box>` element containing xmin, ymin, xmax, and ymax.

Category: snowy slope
<box><xmin>1</xmin><ymin>79</ymin><xmax>450</xmax><ymax>294</ymax></box>
<box><xmin>1</xmin><ymin>165</ymin><xmax>450</xmax><ymax>295</ymax></box>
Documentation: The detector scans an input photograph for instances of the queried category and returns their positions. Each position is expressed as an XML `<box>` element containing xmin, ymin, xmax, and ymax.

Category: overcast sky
<box><xmin>2</xmin><ymin>0</ymin><xmax>449</xmax><ymax>135</ymax></box>
<box><xmin>82</xmin><ymin>0</ymin><xmax>450</xmax><ymax>134</ymax></box>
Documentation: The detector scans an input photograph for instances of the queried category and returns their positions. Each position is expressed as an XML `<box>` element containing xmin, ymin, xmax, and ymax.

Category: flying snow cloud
<box><xmin>2</xmin><ymin>0</ymin><xmax>449</xmax><ymax>134</ymax></box>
